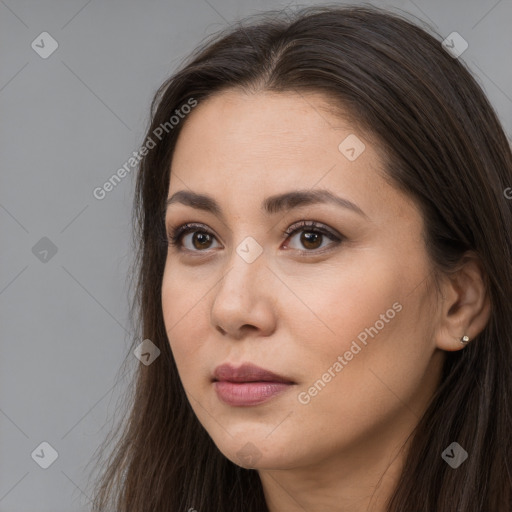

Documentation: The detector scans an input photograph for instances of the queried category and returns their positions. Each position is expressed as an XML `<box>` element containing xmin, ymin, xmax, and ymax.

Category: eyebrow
<box><xmin>164</xmin><ymin>188</ymin><xmax>368</xmax><ymax>220</ymax></box>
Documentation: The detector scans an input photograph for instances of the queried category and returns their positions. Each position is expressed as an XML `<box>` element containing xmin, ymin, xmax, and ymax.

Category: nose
<box><xmin>210</xmin><ymin>246</ymin><xmax>277</xmax><ymax>340</ymax></box>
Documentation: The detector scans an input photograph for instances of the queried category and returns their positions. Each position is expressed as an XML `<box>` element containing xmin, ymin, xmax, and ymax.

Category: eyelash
<box><xmin>165</xmin><ymin>220</ymin><xmax>342</xmax><ymax>255</ymax></box>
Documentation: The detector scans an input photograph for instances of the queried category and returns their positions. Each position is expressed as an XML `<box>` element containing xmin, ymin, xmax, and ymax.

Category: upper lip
<box><xmin>212</xmin><ymin>363</ymin><xmax>295</xmax><ymax>384</ymax></box>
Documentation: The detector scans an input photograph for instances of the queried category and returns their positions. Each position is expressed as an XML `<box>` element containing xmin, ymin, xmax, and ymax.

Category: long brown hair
<box><xmin>88</xmin><ymin>5</ymin><xmax>512</xmax><ymax>511</ymax></box>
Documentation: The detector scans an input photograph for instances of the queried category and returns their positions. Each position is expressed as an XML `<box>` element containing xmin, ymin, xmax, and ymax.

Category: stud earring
<box><xmin>460</xmin><ymin>335</ymin><xmax>470</xmax><ymax>346</ymax></box>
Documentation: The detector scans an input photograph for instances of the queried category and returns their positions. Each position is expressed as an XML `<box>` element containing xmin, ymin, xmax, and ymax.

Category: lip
<box><xmin>212</xmin><ymin>363</ymin><xmax>294</xmax><ymax>383</ymax></box>
<box><xmin>212</xmin><ymin>363</ymin><xmax>295</xmax><ymax>406</ymax></box>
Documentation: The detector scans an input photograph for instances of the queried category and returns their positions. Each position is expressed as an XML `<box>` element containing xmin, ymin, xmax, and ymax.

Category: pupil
<box><xmin>190</xmin><ymin>231</ymin><xmax>323</xmax><ymax>250</ymax></box>
<box><xmin>302</xmin><ymin>232</ymin><xmax>321</xmax><ymax>249</ymax></box>
<box><xmin>194</xmin><ymin>232</ymin><xmax>211</xmax><ymax>249</ymax></box>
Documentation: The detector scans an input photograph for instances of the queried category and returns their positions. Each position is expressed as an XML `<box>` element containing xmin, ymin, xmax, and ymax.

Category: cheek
<box><xmin>287</xmin><ymin>255</ymin><xmax>422</xmax><ymax>407</ymax></box>
<box><xmin>289</xmin><ymin>261</ymin><xmax>435</xmax><ymax>433</ymax></box>
<box><xmin>161</xmin><ymin>264</ymin><xmax>211</xmax><ymax>379</ymax></box>
<box><xmin>286</xmin><ymin>254</ymin><xmax>403</xmax><ymax>359</ymax></box>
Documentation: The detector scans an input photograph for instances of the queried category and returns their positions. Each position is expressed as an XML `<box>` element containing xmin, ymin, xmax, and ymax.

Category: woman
<box><xmin>89</xmin><ymin>5</ymin><xmax>512</xmax><ymax>511</ymax></box>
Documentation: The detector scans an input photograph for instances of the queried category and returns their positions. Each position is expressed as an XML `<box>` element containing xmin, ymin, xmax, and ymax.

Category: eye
<box><xmin>281</xmin><ymin>220</ymin><xmax>342</xmax><ymax>253</ymax></box>
<box><xmin>166</xmin><ymin>220</ymin><xmax>343</xmax><ymax>254</ymax></box>
<box><xmin>167</xmin><ymin>222</ymin><xmax>220</xmax><ymax>252</ymax></box>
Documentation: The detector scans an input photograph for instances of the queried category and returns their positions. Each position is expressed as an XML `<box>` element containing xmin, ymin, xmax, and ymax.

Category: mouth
<box><xmin>212</xmin><ymin>362</ymin><xmax>295</xmax><ymax>383</ymax></box>
<box><xmin>212</xmin><ymin>363</ymin><xmax>296</xmax><ymax>406</ymax></box>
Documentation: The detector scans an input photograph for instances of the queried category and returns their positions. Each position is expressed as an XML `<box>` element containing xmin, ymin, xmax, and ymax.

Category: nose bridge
<box><xmin>219</xmin><ymin>236</ymin><xmax>266</xmax><ymax>299</ymax></box>
<box><xmin>210</xmin><ymin>232</ymin><xmax>274</xmax><ymax>335</ymax></box>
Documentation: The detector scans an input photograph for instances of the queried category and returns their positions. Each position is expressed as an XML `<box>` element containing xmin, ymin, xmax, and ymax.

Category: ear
<box><xmin>434</xmin><ymin>251</ymin><xmax>491</xmax><ymax>351</ymax></box>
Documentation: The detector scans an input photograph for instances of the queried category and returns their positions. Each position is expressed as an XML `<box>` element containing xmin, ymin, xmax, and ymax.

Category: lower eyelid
<box><xmin>169</xmin><ymin>229</ymin><xmax>341</xmax><ymax>255</ymax></box>
<box><xmin>288</xmin><ymin>227</ymin><xmax>339</xmax><ymax>240</ymax></box>
<box><xmin>284</xmin><ymin>231</ymin><xmax>341</xmax><ymax>253</ymax></box>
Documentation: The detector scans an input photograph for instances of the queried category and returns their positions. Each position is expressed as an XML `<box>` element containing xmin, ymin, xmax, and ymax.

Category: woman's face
<box><xmin>162</xmin><ymin>89</ymin><xmax>446</xmax><ymax>471</ymax></box>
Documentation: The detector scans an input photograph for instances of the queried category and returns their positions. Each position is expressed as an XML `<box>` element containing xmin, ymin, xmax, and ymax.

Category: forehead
<box><xmin>172</xmin><ymin>89</ymin><xmax>358</xmax><ymax>163</ymax></box>
<box><xmin>168</xmin><ymin>89</ymin><xmax>414</xmax><ymax>223</ymax></box>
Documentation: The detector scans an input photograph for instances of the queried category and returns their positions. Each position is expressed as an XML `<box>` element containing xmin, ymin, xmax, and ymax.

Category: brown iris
<box><xmin>192</xmin><ymin>232</ymin><xmax>214</xmax><ymax>250</ymax></box>
<box><xmin>300</xmin><ymin>231</ymin><xmax>322</xmax><ymax>250</ymax></box>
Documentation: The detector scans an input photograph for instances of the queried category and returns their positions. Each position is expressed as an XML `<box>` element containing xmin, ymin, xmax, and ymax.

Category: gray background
<box><xmin>1</xmin><ymin>0</ymin><xmax>510</xmax><ymax>510</ymax></box>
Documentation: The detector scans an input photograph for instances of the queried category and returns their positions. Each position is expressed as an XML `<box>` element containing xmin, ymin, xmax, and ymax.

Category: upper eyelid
<box><xmin>166</xmin><ymin>219</ymin><xmax>338</xmax><ymax>235</ymax></box>
<box><xmin>167</xmin><ymin>220</ymin><xmax>342</xmax><ymax>246</ymax></box>
<box><xmin>284</xmin><ymin>220</ymin><xmax>340</xmax><ymax>236</ymax></box>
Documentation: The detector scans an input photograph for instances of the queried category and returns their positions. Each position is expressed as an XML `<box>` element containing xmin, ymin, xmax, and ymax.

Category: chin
<box><xmin>213</xmin><ymin>435</ymin><xmax>303</xmax><ymax>470</ymax></box>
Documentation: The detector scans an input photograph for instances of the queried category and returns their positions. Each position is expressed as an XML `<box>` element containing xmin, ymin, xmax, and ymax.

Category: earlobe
<box><xmin>433</xmin><ymin>252</ymin><xmax>491</xmax><ymax>352</ymax></box>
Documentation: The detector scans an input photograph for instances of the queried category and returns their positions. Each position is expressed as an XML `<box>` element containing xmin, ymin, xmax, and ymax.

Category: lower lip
<box><xmin>213</xmin><ymin>381</ymin><xmax>293</xmax><ymax>406</ymax></box>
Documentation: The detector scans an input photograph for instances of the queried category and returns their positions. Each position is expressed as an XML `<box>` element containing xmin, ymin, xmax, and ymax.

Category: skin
<box><xmin>161</xmin><ymin>89</ymin><xmax>490</xmax><ymax>512</ymax></box>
